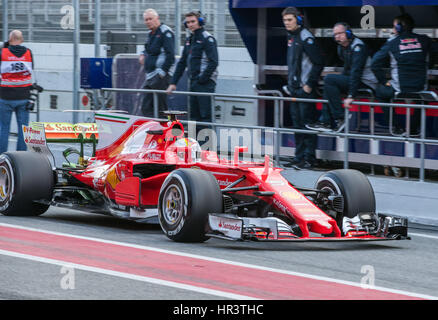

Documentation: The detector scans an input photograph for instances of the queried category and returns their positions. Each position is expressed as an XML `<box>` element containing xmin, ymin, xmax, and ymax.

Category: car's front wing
<box><xmin>207</xmin><ymin>213</ymin><xmax>410</xmax><ymax>242</ymax></box>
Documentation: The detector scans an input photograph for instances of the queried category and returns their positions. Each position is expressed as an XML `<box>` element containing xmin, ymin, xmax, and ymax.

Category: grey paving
<box><xmin>1</xmin><ymin>208</ymin><xmax>438</xmax><ymax>299</ymax></box>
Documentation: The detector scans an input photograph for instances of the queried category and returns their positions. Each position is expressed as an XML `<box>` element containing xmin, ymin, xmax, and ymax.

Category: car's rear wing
<box><xmin>39</xmin><ymin>122</ymin><xmax>99</xmax><ymax>143</ymax></box>
<box><xmin>23</xmin><ymin>121</ymin><xmax>99</xmax><ymax>168</ymax></box>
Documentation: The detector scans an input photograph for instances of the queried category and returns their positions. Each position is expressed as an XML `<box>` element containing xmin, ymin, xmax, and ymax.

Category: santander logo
<box><xmin>218</xmin><ymin>220</ymin><xmax>241</xmax><ymax>231</ymax></box>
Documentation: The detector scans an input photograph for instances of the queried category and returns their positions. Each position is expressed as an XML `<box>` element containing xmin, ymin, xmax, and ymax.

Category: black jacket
<box><xmin>286</xmin><ymin>27</ymin><xmax>323</xmax><ymax>90</ymax></box>
<box><xmin>172</xmin><ymin>27</ymin><xmax>218</xmax><ymax>85</ymax></box>
<box><xmin>143</xmin><ymin>24</ymin><xmax>175</xmax><ymax>78</ymax></box>
<box><xmin>337</xmin><ymin>37</ymin><xmax>378</xmax><ymax>97</ymax></box>
<box><xmin>371</xmin><ymin>31</ymin><xmax>431</xmax><ymax>92</ymax></box>
<box><xmin>0</xmin><ymin>45</ymin><xmax>33</xmax><ymax>100</ymax></box>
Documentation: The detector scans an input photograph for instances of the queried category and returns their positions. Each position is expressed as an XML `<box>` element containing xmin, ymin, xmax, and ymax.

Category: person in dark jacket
<box><xmin>140</xmin><ymin>9</ymin><xmax>175</xmax><ymax>117</ymax></box>
<box><xmin>281</xmin><ymin>7</ymin><xmax>323</xmax><ymax>169</ymax></box>
<box><xmin>0</xmin><ymin>30</ymin><xmax>34</xmax><ymax>153</ymax></box>
<box><xmin>166</xmin><ymin>11</ymin><xmax>218</xmax><ymax>130</ymax></box>
<box><xmin>307</xmin><ymin>22</ymin><xmax>378</xmax><ymax>133</ymax></box>
<box><xmin>371</xmin><ymin>14</ymin><xmax>431</xmax><ymax>136</ymax></box>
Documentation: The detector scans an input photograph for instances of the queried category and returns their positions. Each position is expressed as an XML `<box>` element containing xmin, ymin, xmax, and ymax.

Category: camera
<box><xmin>26</xmin><ymin>83</ymin><xmax>44</xmax><ymax>111</ymax></box>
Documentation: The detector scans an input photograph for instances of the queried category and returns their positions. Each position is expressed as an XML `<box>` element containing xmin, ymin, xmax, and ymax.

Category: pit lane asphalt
<box><xmin>0</xmin><ymin>207</ymin><xmax>437</xmax><ymax>300</ymax></box>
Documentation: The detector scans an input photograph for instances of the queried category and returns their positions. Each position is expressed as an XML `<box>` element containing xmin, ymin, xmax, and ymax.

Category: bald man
<box><xmin>139</xmin><ymin>9</ymin><xmax>175</xmax><ymax>117</ymax></box>
<box><xmin>0</xmin><ymin>30</ymin><xmax>34</xmax><ymax>153</ymax></box>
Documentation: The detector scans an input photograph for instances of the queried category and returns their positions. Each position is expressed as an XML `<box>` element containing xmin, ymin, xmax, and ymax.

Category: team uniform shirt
<box><xmin>338</xmin><ymin>37</ymin><xmax>378</xmax><ymax>97</ymax></box>
<box><xmin>0</xmin><ymin>45</ymin><xmax>33</xmax><ymax>100</ymax></box>
<box><xmin>286</xmin><ymin>27</ymin><xmax>323</xmax><ymax>90</ymax></box>
<box><xmin>371</xmin><ymin>32</ymin><xmax>431</xmax><ymax>92</ymax></box>
<box><xmin>143</xmin><ymin>23</ymin><xmax>175</xmax><ymax>80</ymax></box>
<box><xmin>172</xmin><ymin>27</ymin><xmax>218</xmax><ymax>85</ymax></box>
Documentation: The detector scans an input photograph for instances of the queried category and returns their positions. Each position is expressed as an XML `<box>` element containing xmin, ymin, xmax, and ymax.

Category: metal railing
<box><xmin>101</xmin><ymin>87</ymin><xmax>438</xmax><ymax>182</ymax></box>
<box><xmin>0</xmin><ymin>0</ymin><xmax>244</xmax><ymax>47</ymax></box>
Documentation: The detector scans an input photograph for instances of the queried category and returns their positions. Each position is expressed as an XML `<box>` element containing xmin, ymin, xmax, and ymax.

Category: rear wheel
<box><xmin>315</xmin><ymin>169</ymin><xmax>375</xmax><ymax>233</ymax></box>
<box><xmin>158</xmin><ymin>168</ymin><xmax>223</xmax><ymax>242</ymax></box>
<box><xmin>0</xmin><ymin>152</ymin><xmax>55</xmax><ymax>216</ymax></box>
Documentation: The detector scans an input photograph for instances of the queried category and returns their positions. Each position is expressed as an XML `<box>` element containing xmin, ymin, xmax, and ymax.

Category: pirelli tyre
<box><xmin>315</xmin><ymin>169</ymin><xmax>376</xmax><ymax>231</ymax></box>
<box><xmin>158</xmin><ymin>168</ymin><xmax>223</xmax><ymax>242</ymax></box>
<box><xmin>0</xmin><ymin>151</ymin><xmax>55</xmax><ymax>216</ymax></box>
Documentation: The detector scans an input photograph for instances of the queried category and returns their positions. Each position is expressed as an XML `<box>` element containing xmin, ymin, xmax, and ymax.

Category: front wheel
<box><xmin>315</xmin><ymin>169</ymin><xmax>376</xmax><ymax>233</ymax></box>
<box><xmin>158</xmin><ymin>168</ymin><xmax>223</xmax><ymax>242</ymax></box>
<box><xmin>0</xmin><ymin>152</ymin><xmax>55</xmax><ymax>216</ymax></box>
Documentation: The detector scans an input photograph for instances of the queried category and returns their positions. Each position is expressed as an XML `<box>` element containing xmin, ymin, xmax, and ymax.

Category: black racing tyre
<box><xmin>0</xmin><ymin>151</ymin><xmax>55</xmax><ymax>216</ymax></box>
<box><xmin>315</xmin><ymin>169</ymin><xmax>375</xmax><ymax>230</ymax></box>
<box><xmin>158</xmin><ymin>168</ymin><xmax>223</xmax><ymax>242</ymax></box>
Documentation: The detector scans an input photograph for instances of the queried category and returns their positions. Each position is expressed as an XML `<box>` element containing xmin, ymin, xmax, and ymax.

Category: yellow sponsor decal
<box><xmin>297</xmin><ymin>208</ymin><xmax>319</xmax><ymax>213</ymax></box>
<box><xmin>74</xmin><ymin>123</ymin><xmax>99</xmax><ymax>134</ymax></box>
<box><xmin>280</xmin><ymin>191</ymin><xmax>302</xmax><ymax>200</ymax></box>
<box><xmin>106</xmin><ymin>168</ymin><xmax>120</xmax><ymax>190</ymax></box>
<box><xmin>33</xmin><ymin>122</ymin><xmax>99</xmax><ymax>140</ymax></box>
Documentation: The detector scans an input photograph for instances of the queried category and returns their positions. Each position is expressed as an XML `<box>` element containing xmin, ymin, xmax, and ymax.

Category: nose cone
<box><xmin>308</xmin><ymin>220</ymin><xmax>333</xmax><ymax>235</ymax></box>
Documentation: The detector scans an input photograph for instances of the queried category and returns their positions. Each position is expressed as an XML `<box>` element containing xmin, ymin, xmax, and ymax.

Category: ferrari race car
<box><xmin>0</xmin><ymin>111</ymin><xmax>409</xmax><ymax>243</ymax></box>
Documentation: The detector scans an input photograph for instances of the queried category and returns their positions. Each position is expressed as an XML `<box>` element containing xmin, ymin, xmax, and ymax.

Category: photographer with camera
<box><xmin>0</xmin><ymin>30</ymin><xmax>35</xmax><ymax>153</ymax></box>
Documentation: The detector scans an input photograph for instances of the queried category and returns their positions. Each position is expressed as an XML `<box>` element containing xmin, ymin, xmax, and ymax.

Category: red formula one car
<box><xmin>0</xmin><ymin>111</ymin><xmax>408</xmax><ymax>243</ymax></box>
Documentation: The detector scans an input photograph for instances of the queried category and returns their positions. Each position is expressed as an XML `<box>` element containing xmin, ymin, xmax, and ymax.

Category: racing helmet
<box><xmin>173</xmin><ymin>137</ymin><xmax>202</xmax><ymax>162</ymax></box>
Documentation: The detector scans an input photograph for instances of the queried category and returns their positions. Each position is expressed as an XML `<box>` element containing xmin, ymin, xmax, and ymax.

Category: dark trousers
<box><xmin>375</xmin><ymin>84</ymin><xmax>420</xmax><ymax>132</ymax></box>
<box><xmin>189</xmin><ymin>79</ymin><xmax>215</xmax><ymax>123</ymax></box>
<box><xmin>322</xmin><ymin>74</ymin><xmax>373</xmax><ymax>124</ymax></box>
<box><xmin>289</xmin><ymin>88</ymin><xmax>317</xmax><ymax>163</ymax></box>
<box><xmin>189</xmin><ymin>79</ymin><xmax>216</xmax><ymax>137</ymax></box>
<box><xmin>141</xmin><ymin>74</ymin><xmax>170</xmax><ymax>117</ymax></box>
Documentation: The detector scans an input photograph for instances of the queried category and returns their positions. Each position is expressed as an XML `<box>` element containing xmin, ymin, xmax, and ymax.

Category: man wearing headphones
<box><xmin>166</xmin><ymin>11</ymin><xmax>218</xmax><ymax>131</ymax></box>
<box><xmin>281</xmin><ymin>7</ymin><xmax>323</xmax><ymax>169</ymax></box>
<box><xmin>307</xmin><ymin>22</ymin><xmax>378</xmax><ymax>133</ymax></box>
<box><xmin>371</xmin><ymin>14</ymin><xmax>431</xmax><ymax>136</ymax></box>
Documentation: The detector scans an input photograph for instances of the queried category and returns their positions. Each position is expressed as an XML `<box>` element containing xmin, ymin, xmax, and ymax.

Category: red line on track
<box><xmin>0</xmin><ymin>225</ymin><xmax>423</xmax><ymax>300</ymax></box>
